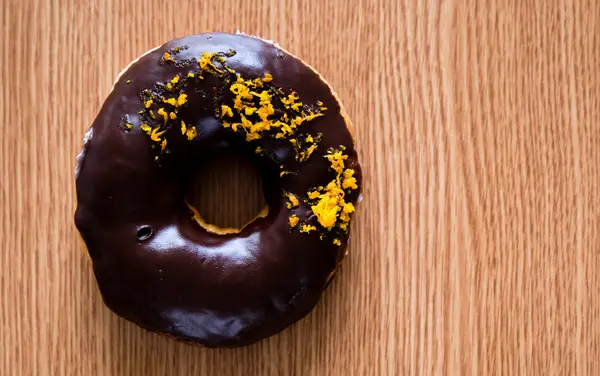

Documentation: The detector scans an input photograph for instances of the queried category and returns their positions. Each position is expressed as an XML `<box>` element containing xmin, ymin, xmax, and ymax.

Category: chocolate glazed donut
<box><xmin>75</xmin><ymin>33</ymin><xmax>362</xmax><ymax>347</ymax></box>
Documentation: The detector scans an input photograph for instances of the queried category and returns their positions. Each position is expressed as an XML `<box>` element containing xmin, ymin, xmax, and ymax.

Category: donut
<box><xmin>74</xmin><ymin>32</ymin><xmax>362</xmax><ymax>347</ymax></box>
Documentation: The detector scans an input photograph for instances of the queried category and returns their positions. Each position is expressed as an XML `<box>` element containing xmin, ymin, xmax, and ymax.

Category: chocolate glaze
<box><xmin>75</xmin><ymin>33</ymin><xmax>362</xmax><ymax>347</ymax></box>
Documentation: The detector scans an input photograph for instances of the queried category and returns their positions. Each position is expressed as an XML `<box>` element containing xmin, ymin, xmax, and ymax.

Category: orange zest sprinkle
<box><xmin>163</xmin><ymin>52</ymin><xmax>174</xmax><ymax>63</ymax></box>
<box><xmin>288</xmin><ymin>215</ymin><xmax>299</xmax><ymax>228</ymax></box>
<box><xmin>164</xmin><ymin>97</ymin><xmax>177</xmax><ymax>106</ymax></box>
<box><xmin>300</xmin><ymin>224</ymin><xmax>316</xmax><ymax>233</ymax></box>
<box><xmin>186</xmin><ymin>126</ymin><xmax>197</xmax><ymax>141</ymax></box>
<box><xmin>177</xmin><ymin>93</ymin><xmax>187</xmax><ymax>106</ymax></box>
<box><xmin>140</xmin><ymin>124</ymin><xmax>152</xmax><ymax>134</ymax></box>
<box><xmin>307</xmin><ymin>190</ymin><xmax>321</xmax><ymax>200</ymax></box>
<box><xmin>157</xmin><ymin>108</ymin><xmax>168</xmax><ymax>123</ymax></box>
<box><xmin>165</xmin><ymin>75</ymin><xmax>180</xmax><ymax>91</ymax></box>
<box><xmin>164</xmin><ymin>93</ymin><xmax>187</xmax><ymax>108</ymax></box>
<box><xmin>221</xmin><ymin>105</ymin><xmax>233</xmax><ymax>118</ymax></box>
<box><xmin>308</xmin><ymin>148</ymin><xmax>357</xmax><ymax>231</ymax></box>
<box><xmin>285</xmin><ymin>192</ymin><xmax>299</xmax><ymax>209</ymax></box>
<box><xmin>342</xmin><ymin>169</ymin><xmax>358</xmax><ymax>190</ymax></box>
<box><xmin>217</xmin><ymin>70</ymin><xmax>325</xmax><ymax>143</ymax></box>
<box><xmin>180</xmin><ymin>120</ymin><xmax>187</xmax><ymax>135</ymax></box>
<box><xmin>150</xmin><ymin>127</ymin><xmax>166</xmax><ymax>142</ymax></box>
<box><xmin>198</xmin><ymin>52</ymin><xmax>224</xmax><ymax>74</ymax></box>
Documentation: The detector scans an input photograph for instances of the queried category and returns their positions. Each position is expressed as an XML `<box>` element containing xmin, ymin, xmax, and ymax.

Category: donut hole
<box><xmin>186</xmin><ymin>153</ymin><xmax>267</xmax><ymax>231</ymax></box>
<box><xmin>136</xmin><ymin>225</ymin><xmax>153</xmax><ymax>242</ymax></box>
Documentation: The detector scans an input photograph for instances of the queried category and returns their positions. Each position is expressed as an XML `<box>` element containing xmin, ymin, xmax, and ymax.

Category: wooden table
<box><xmin>2</xmin><ymin>1</ymin><xmax>599</xmax><ymax>375</ymax></box>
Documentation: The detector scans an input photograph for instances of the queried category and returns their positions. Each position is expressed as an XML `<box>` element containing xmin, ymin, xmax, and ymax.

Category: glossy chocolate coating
<box><xmin>75</xmin><ymin>33</ymin><xmax>362</xmax><ymax>347</ymax></box>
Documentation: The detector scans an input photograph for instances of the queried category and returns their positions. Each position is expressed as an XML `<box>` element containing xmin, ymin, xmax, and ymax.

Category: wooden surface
<box><xmin>1</xmin><ymin>0</ymin><xmax>599</xmax><ymax>375</ymax></box>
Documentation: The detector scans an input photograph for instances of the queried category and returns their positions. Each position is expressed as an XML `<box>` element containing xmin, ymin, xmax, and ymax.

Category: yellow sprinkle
<box><xmin>285</xmin><ymin>192</ymin><xmax>299</xmax><ymax>209</ymax></box>
<box><xmin>317</xmin><ymin>100</ymin><xmax>328</xmax><ymax>111</ymax></box>
<box><xmin>255</xmin><ymin>146</ymin><xmax>263</xmax><ymax>154</ymax></box>
<box><xmin>307</xmin><ymin>191</ymin><xmax>320</xmax><ymax>200</ymax></box>
<box><xmin>333</xmin><ymin>239</ymin><xmax>342</xmax><ymax>246</ymax></box>
<box><xmin>300</xmin><ymin>224</ymin><xmax>316</xmax><ymax>233</ymax></box>
<box><xmin>306</xmin><ymin>143</ymin><xmax>317</xmax><ymax>155</ymax></box>
<box><xmin>198</xmin><ymin>51</ymin><xmax>223</xmax><ymax>74</ymax></box>
<box><xmin>180</xmin><ymin>120</ymin><xmax>187</xmax><ymax>135</ymax></box>
<box><xmin>187</xmin><ymin>72</ymin><xmax>195</xmax><ymax>78</ymax></box>
<box><xmin>177</xmin><ymin>93</ymin><xmax>187</xmax><ymax>106</ymax></box>
<box><xmin>251</xmin><ymin>78</ymin><xmax>263</xmax><ymax>88</ymax></box>
<box><xmin>144</xmin><ymin>99</ymin><xmax>153</xmax><ymax>108</ymax></box>
<box><xmin>221</xmin><ymin>105</ymin><xmax>233</xmax><ymax>118</ymax></box>
<box><xmin>157</xmin><ymin>108</ymin><xmax>168</xmax><ymax>122</ymax></box>
<box><xmin>186</xmin><ymin>126</ymin><xmax>197</xmax><ymax>141</ymax></box>
<box><xmin>342</xmin><ymin>169</ymin><xmax>358</xmax><ymax>190</ymax></box>
<box><xmin>233</xmin><ymin>97</ymin><xmax>244</xmax><ymax>111</ymax></box>
<box><xmin>124</xmin><ymin>123</ymin><xmax>133</xmax><ymax>130</ymax></box>
<box><xmin>164</xmin><ymin>98</ymin><xmax>177</xmax><ymax>106</ymax></box>
<box><xmin>306</xmin><ymin>134</ymin><xmax>314</xmax><ymax>143</ymax></box>
<box><xmin>263</xmin><ymin>73</ymin><xmax>273</xmax><ymax>82</ymax></box>
<box><xmin>288</xmin><ymin>215</ymin><xmax>299</xmax><ymax>228</ymax></box>
<box><xmin>161</xmin><ymin>139</ymin><xmax>167</xmax><ymax>151</ymax></box>
<box><xmin>165</xmin><ymin>75</ymin><xmax>180</xmax><ymax>91</ymax></box>
<box><xmin>281</xmin><ymin>92</ymin><xmax>299</xmax><ymax>106</ymax></box>
<box><xmin>150</xmin><ymin>127</ymin><xmax>166</xmax><ymax>142</ymax></box>
<box><xmin>311</xmin><ymin>196</ymin><xmax>341</xmax><ymax>229</ymax></box>
<box><xmin>169</xmin><ymin>112</ymin><xmax>177</xmax><ymax>120</ymax></box>
<box><xmin>163</xmin><ymin>52</ymin><xmax>174</xmax><ymax>63</ymax></box>
<box><xmin>140</xmin><ymin>124</ymin><xmax>152</xmax><ymax>134</ymax></box>
<box><xmin>326</xmin><ymin>150</ymin><xmax>348</xmax><ymax>174</ymax></box>
<box><xmin>198</xmin><ymin>52</ymin><xmax>214</xmax><ymax>69</ymax></box>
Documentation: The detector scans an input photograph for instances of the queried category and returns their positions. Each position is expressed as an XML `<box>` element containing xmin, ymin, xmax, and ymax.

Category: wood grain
<box><xmin>1</xmin><ymin>0</ymin><xmax>599</xmax><ymax>374</ymax></box>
